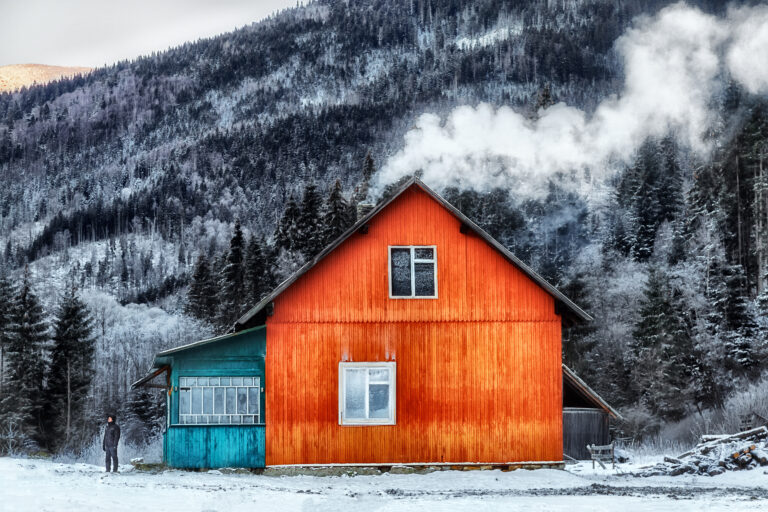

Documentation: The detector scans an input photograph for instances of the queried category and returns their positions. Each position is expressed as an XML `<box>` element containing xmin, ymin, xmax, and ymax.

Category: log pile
<box><xmin>635</xmin><ymin>426</ymin><xmax>768</xmax><ymax>477</ymax></box>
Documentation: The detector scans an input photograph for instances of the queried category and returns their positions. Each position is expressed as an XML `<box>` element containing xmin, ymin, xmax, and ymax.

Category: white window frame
<box><xmin>388</xmin><ymin>245</ymin><xmax>438</xmax><ymax>299</ymax></box>
<box><xmin>338</xmin><ymin>362</ymin><xmax>396</xmax><ymax>426</ymax></box>
<box><xmin>177</xmin><ymin>376</ymin><xmax>261</xmax><ymax>425</ymax></box>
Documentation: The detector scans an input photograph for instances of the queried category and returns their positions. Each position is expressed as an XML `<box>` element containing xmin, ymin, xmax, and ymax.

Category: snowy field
<box><xmin>2</xmin><ymin>457</ymin><xmax>768</xmax><ymax>512</ymax></box>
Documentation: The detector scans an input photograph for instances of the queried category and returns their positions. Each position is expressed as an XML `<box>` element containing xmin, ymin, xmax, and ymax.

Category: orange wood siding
<box><xmin>266</xmin><ymin>186</ymin><xmax>563</xmax><ymax>465</ymax></box>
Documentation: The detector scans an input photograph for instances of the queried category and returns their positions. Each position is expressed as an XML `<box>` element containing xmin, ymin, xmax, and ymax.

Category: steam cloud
<box><xmin>374</xmin><ymin>3</ymin><xmax>768</xmax><ymax>199</ymax></box>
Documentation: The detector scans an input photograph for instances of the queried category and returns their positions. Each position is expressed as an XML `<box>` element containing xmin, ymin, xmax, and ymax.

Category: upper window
<box><xmin>389</xmin><ymin>246</ymin><xmax>437</xmax><ymax>298</ymax></box>
<box><xmin>178</xmin><ymin>376</ymin><xmax>261</xmax><ymax>425</ymax></box>
<box><xmin>339</xmin><ymin>362</ymin><xmax>396</xmax><ymax>425</ymax></box>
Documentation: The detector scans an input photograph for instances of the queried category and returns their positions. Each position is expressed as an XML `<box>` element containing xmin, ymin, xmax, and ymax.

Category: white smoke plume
<box><xmin>374</xmin><ymin>3</ymin><xmax>768</xmax><ymax>199</ymax></box>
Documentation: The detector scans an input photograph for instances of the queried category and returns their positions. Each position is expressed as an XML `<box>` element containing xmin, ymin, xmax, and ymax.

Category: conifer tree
<box><xmin>218</xmin><ymin>221</ymin><xmax>246</xmax><ymax>328</ymax></box>
<box><xmin>0</xmin><ymin>272</ymin><xmax>15</xmax><ymax>401</ymax></box>
<box><xmin>322</xmin><ymin>179</ymin><xmax>353</xmax><ymax>247</ymax></box>
<box><xmin>631</xmin><ymin>267</ymin><xmax>694</xmax><ymax>421</ymax></box>
<box><xmin>244</xmin><ymin>235</ymin><xmax>270</xmax><ymax>305</ymax></box>
<box><xmin>0</xmin><ymin>267</ymin><xmax>49</xmax><ymax>448</ymax></box>
<box><xmin>274</xmin><ymin>195</ymin><xmax>301</xmax><ymax>252</ymax></box>
<box><xmin>353</xmin><ymin>153</ymin><xmax>376</xmax><ymax>205</ymax></box>
<box><xmin>295</xmin><ymin>183</ymin><xmax>324</xmax><ymax>259</ymax></box>
<box><xmin>186</xmin><ymin>254</ymin><xmax>218</xmax><ymax>323</ymax></box>
<box><xmin>43</xmin><ymin>283</ymin><xmax>95</xmax><ymax>451</ymax></box>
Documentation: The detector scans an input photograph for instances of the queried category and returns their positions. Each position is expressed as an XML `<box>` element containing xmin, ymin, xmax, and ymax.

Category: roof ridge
<box><xmin>233</xmin><ymin>177</ymin><xmax>591</xmax><ymax>330</ymax></box>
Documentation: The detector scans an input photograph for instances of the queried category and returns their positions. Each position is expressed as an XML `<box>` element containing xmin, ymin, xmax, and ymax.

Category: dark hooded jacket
<box><xmin>103</xmin><ymin>417</ymin><xmax>121</xmax><ymax>450</ymax></box>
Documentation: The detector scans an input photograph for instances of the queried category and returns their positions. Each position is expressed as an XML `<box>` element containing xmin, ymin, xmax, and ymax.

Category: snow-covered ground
<box><xmin>2</xmin><ymin>457</ymin><xmax>768</xmax><ymax>512</ymax></box>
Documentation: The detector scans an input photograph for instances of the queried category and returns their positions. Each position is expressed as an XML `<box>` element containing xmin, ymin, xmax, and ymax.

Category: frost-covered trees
<box><xmin>295</xmin><ymin>183</ymin><xmax>324</xmax><ymax>260</ymax></box>
<box><xmin>0</xmin><ymin>267</ymin><xmax>49</xmax><ymax>449</ymax></box>
<box><xmin>43</xmin><ymin>283</ymin><xmax>95</xmax><ymax>451</ymax></box>
<box><xmin>0</xmin><ymin>272</ymin><xmax>15</xmax><ymax>400</ymax></box>
<box><xmin>322</xmin><ymin>180</ymin><xmax>354</xmax><ymax>247</ymax></box>
<box><xmin>631</xmin><ymin>267</ymin><xmax>694</xmax><ymax>421</ymax></box>
<box><xmin>244</xmin><ymin>235</ymin><xmax>272</xmax><ymax>306</ymax></box>
<box><xmin>185</xmin><ymin>255</ymin><xmax>218</xmax><ymax>324</ymax></box>
<box><xmin>217</xmin><ymin>220</ymin><xmax>246</xmax><ymax>327</ymax></box>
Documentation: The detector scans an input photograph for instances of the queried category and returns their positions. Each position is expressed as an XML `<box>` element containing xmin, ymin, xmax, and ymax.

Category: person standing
<box><xmin>103</xmin><ymin>414</ymin><xmax>121</xmax><ymax>472</ymax></box>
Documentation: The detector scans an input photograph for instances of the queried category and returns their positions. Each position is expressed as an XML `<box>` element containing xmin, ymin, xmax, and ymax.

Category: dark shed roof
<box><xmin>563</xmin><ymin>364</ymin><xmax>622</xmax><ymax>420</ymax></box>
<box><xmin>234</xmin><ymin>178</ymin><xmax>591</xmax><ymax>330</ymax></box>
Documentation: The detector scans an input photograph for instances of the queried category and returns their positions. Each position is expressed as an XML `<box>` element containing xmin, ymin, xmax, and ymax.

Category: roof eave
<box><xmin>563</xmin><ymin>364</ymin><xmax>622</xmax><ymax>420</ymax></box>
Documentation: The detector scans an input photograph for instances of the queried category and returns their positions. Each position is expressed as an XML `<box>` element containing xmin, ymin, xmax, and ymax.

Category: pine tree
<box><xmin>0</xmin><ymin>267</ymin><xmax>49</xmax><ymax>449</ymax></box>
<box><xmin>186</xmin><ymin>254</ymin><xmax>218</xmax><ymax>323</ymax></box>
<box><xmin>0</xmin><ymin>272</ymin><xmax>15</xmax><ymax>401</ymax></box>
<box><xmin>353</xmin><ymin>153</ymin><xmax>376</xmax><ymax>205</ymax></box>
<box><xmin>244</xmin><ymin>235</ymin><xmax>270</xmax><ymax>305</ymax></box>
<box><xmin>218</xmin><ymin>221</ymin><xmax>246</xmax><ymax>328</ymax></box>
<box><xmin>43</xmin><ymin>283</ymin><xmax>95</xmax><ymax>451</ymax></box>
<box><xmin>631</xmin><ymin>267</ymin><xmax>694</xmax><ymax>421</ymax></box>
<box><xmin>322</xmin><ymin>179</ymin><xmax>353</xmax><ymax>247</ymax></box>
<box><xmin>294</xmin><ymin>182</ymin><xmax>324</xmax><ymax>259</ymax></box>
<box><xmin>274</xmin><ymin>195</ymin><xmax>301</xmax><ymax>252</ymax></box>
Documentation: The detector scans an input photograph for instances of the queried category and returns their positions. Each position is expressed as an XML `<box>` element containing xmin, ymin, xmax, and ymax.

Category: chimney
<box><xmin>356</xmin><ymin>203</ymin><xmax>375</xmax><ymax>221</ymax></box>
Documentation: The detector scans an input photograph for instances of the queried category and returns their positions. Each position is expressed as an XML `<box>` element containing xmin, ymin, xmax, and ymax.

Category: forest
<box><xmin>0</xmin><ymin>0</ymin><xmax>767</xmax><ymax>455</ymax></box>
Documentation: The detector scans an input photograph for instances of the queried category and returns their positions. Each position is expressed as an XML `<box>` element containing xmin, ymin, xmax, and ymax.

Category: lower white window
<box><xmin>178</xmin><ymin>376</ymin><xmax>261</xmax><ymax>425</ymax></box>
<box><xmin>339</xmin><ymin>362</ymin><xmax>396</xmax><ymax>425</ymax></box>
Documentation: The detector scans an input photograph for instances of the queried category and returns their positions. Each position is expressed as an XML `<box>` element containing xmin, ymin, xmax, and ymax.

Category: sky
<box><xmin>0</xmin><ymin>0</ymin><xmax>299</xmax><ymax>68</ymax></box>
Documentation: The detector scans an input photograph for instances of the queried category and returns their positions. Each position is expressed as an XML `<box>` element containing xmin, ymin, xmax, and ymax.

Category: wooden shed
<box><xmin>135</xmin><ymin>178</ymin><xmax>616</xmax><ymax>469</ymax></box>
<box><xmin>562</xmin><ymin>365</ymin><xmax>622</xmax><ymax>460</ymax></box>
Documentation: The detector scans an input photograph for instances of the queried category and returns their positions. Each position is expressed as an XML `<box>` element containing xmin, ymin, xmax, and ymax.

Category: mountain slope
<box><xmin>0</xmin><ymin>64</ymin><xmax>91</xmax><ymax>92</ymax></box>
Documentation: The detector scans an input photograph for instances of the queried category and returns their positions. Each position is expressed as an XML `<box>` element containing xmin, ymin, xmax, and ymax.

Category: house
<box><xmin>134</xmin><ymin>178</ymin><xmax>619</xmax><ymax>468</ymax></box>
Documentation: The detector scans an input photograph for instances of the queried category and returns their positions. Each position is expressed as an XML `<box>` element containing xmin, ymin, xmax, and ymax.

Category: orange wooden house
<box><xmin>136</xmin><ymin>178</ymin><xmax>616</xmax><ymax>469</ymax></box>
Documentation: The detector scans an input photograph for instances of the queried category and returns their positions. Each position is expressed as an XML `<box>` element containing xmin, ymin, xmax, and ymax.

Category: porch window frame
<box><xmin>177</xmin><ymin>376</ymin><xmax>262</xmax><ymax>426</ymax></box>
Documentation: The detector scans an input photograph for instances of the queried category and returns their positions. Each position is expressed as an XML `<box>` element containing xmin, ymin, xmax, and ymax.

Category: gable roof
<box><xmin>234</xmin><ymin>177</ymin><xmax>591</xmax><ymax>330</ymax></box>
<box><xmin>563</xmin><ymin>364</ymin><xmax>622</xmax><ymax>420</ymax></box>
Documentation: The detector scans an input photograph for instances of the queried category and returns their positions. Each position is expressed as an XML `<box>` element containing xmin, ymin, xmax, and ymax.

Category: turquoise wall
<box><xmin>165</xmin><ymin>425</ymin><xmax>265</xmax><ymax>468</ymax></box>
<box><xmin>159</xmin><ymin>326</ymin><xmax>266</xmax><ymax>469</ymax></box>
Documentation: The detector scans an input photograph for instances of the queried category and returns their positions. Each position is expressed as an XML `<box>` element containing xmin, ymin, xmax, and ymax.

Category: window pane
<box><xmin>220</xmin><ymin>415</ymin><xmax>230</xmax><ymax>424</ymax></box>
<box><xmin>230</xmin><ymin>415</ymin><xmax>241</xmax><ymax>424</ymax></box>
<box><xmin>214</xmin><ymin>388</ymin><xmax>225</xmax><ymax>414</ymax></box>
<box><xmin>414</xmin><ymin>262</ymin><xmax>435</xmax><ymax>296</ymax></box>
<box><xmin>196</xmin><ymin>415</ymin><xmax>204</xmax><ymax>424</ymax></box>
<box><xmin>198</xmin><ymin>377</ymin><xmax>209</xmax><ymax>386</ymax></box>
<box><xmin>390</xmin><ymin>248</ymin><xmax>412</xmax><ymax>296</ymax></box>
<box><xmin>369</xmin><ymin>368</ymin><xmax>389</xmax><ymax>383</ymax></box>
<box><xmin>209</xmin><ymin>415</ymin><xmax>219</xmax><ymax>424</ymax></box>
<box><xmin>179</xmin><ymin>389</ymin><xmax>190</xmax><ymax>415</ymax></box>
<box><xmin>232</xmin><ymin>377</ymin><xmax>243</xmax><ymax>386</ymax></box>
<box><xmin>220</xmin><ymin>377</ymin><xmax>230</xmax><ymax>386</ymax></box>
<box><xmin>191</xmin><ymin>388</ymin><xmax>202</xmax><ymax>414</ymax></box>
<box><xmin>209</xmin><ymin>377</ymin><xmax>219</xmax><ymax>386</ymax></box>
<box><xmin>254</xmin><ymin>377</ymin><xmax>260</xmax><ymax>389</ymax></box>
<box><xmin>415</xmin><ymin>248</ymin><xmax>433</xmax><ymax>260</ymax></box>
<box><xmin>187</xmin><ymin>377</ymin><xmax>197</xmax><ymax>386</ymax></box>
<box><xmin>237</xmin><ymin>388</ymin><xmax>247</xmax><ymax>414</ymax></box>
<box><xmin>203</xmin><ymin>387</ymin><xmax>213</xmax><ymax>414</ymax></box>
<box><xmin>226</xmin><ymin>387</ymin><xmax>236</xmax><ymax>414</ymax></box>
<box><xmin>344</xmin><ymin>369</ymin><xmax>366</xmax><ymax>419</ymax></box>
<box><xmin>369</xmin><ymin>384</ymin><xmax>390</xmax><ymax>419</ymax></box>
<box><xmin>242</xmin><ymin>377</ymin><xmax>252</xmax><ymax>386</ymax></box>
<box><xmin>248</xmin><ymin>387</ymin><xmax>259</xmax><ymax>414</ymax></box>
<box><xmin>243</xmin><ymin>415</ymin><xmax>254</xmax><ymax>424</ymax></box>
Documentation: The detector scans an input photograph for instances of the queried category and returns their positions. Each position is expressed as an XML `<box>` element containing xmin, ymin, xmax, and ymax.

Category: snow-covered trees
<box><xmin>185</xmin><ymin>255</ymin><xmax>218</xmax><ymax>324</ymax></box>
<box><xmin>0</xmin><ymin>267</ymin><xmax>49</xmax><ymax>450</ymax></box>
<box><xmin>43</xmin><ymin>283</ymin><xmax>95</xmax><ymax>451</ymax></box>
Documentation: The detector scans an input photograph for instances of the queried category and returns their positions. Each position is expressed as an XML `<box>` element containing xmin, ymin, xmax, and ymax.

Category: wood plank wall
<box><xmin>266</xmin><ymin>186</ymin><xmax>563</xmax><ymax>465</ymax></box>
